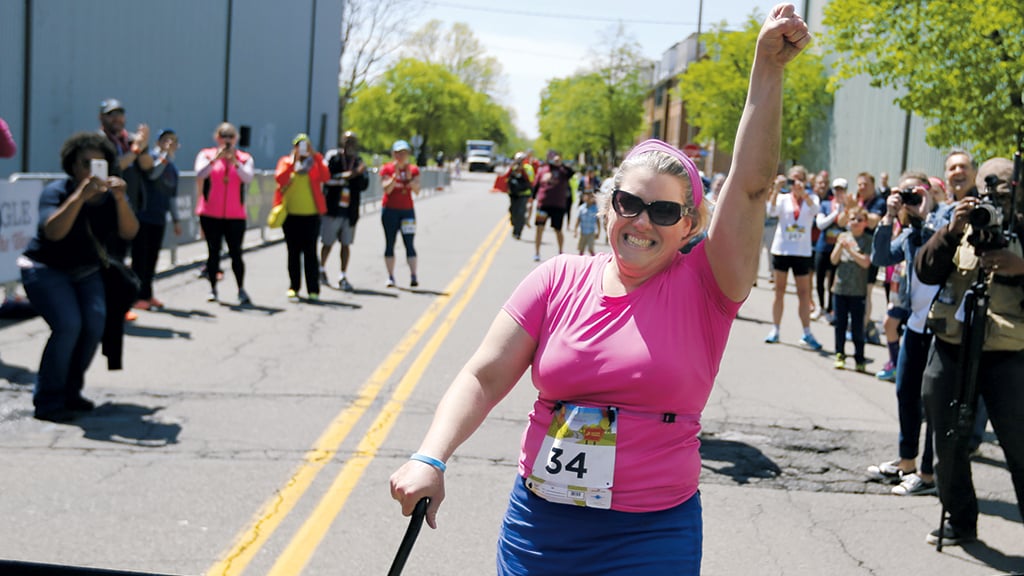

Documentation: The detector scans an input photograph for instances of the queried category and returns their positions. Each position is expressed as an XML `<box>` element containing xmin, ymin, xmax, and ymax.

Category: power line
<box><xmin>425</xmin><ymin>1</ymin><xmax>699</xmax><ymax>27</ymax></box>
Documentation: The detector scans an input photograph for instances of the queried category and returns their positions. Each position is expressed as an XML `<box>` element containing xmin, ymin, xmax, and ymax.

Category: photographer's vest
<box><xmin>927</xmin><ymin>227</ymin><xmax>1024</xmax><ymax>351</ymax></box>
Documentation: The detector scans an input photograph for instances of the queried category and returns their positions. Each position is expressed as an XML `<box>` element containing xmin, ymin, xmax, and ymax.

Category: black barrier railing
<box><xmin>0</xmin><ymin>560</ymin><xmax>178</xmax><ymax>576</ymax></box>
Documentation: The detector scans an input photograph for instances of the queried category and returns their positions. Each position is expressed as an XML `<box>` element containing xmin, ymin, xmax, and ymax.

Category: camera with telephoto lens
<box><xmin>966</xmin><ymin>174</ymin><xmax>1009</xmax><ymax>253</ymax></box>
<box><xmin>899</xmin><ymin>187</ymin><xmax>924</xmax><ymax>207</ymax></box>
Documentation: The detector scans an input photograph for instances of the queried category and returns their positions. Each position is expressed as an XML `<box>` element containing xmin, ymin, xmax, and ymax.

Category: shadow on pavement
<box><xmin>146</xmin><ymin>307</ymin><xmax>215</xmax><ymax>319</ymax></box>
<box><xmin>699</xmin><ymin>437</ymin><xmax>782</xmax><ymax>485</ymax></box>
<box><xmin>303</xmin><ymin>298</ymin><xmax>361</xmax><ymax>309</ymax></box>
<box><xmin>75</xmin><ymin>403</ymin><xmax>181</xmax><ymax>447</ymax></box>
<box><xmin>959</xmin><ymin>539</ymin><xmax>1024</xmax><ymax>575</ymax></box>
<box><xmin>346</xmin><ymin>287</ymin><xmax>399</xmax><ymax>298</ymax></box>
<box><xmin>124</xmin><ymin>324</ymin><xmax>192</xmax><ymax>340</ymax></box>
<box><xmin>398</xmin><ymin>287</ymin><xmax>449</xmax><ymax>297</ymax></box>
<box><xmin>0</xmin><ymin>356</ymin><xmax>36</xmax><ymax>386</ymax></box>
<box><xmin>219</xmin><ymin>302</ymin><xmax>286</xmax><ymax>315</ymax></box>
<box><xmin>979</xmin><ymin>498</ymin><xmax>1024</xmax><ymax>524</ymax></box>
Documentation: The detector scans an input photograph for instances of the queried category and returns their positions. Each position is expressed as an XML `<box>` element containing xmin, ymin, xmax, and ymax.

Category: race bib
<box><xmin>526</xmin><ymin>404</ymin><xmax>617</xmax><ymax>509</ymax></box>
<box><xmin>784</xmin><ymin>224</ymin><xmax>806</xmax><ymax>242</ymax></box>
<box><xmin>400</xmin><ymin>218</ymin><xmax>416</xmax><ymax>235</ymax></box>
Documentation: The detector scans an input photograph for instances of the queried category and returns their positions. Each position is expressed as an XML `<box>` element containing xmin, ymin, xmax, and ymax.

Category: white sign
<box><xmin>0</xmin><ymin>179</ymin><xmax>43</xmax><ymax>284</ymax></box>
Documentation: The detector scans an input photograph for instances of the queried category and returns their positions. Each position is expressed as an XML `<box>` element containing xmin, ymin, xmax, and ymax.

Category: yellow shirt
<box><xmin>284</xmin><ymin>174</ymin><xmax>318</xmax><ymax>215</ymax></box>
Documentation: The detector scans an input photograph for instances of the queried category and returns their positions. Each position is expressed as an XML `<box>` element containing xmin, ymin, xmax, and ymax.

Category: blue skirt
<box><xmin>496</xmin><ymin>476</ymin><xmax>702</xmax><ymax>575</ymax></box>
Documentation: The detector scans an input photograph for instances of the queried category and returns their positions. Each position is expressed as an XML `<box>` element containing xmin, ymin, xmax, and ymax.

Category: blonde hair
<box><xmin>597</xmin><ymin>151</ymin><xmax>711</xmax><ymax>239</ymax></box>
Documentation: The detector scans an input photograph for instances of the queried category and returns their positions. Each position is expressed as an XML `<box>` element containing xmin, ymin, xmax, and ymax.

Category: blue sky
<box><xmin>418</xmin><ymin>0</ymin><xmax>781</xmax><ymax>139</ymax></box>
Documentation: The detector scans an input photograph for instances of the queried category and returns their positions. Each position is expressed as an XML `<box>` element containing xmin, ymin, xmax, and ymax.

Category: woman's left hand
<box><xmin>757</xmin><ymin>4</ymin><xmax>811</xmax><ymax>68</ymax></box>
<box><xmin>107</xmin><ymin>176</ymin><xmax>128</xmax><ymax>202</ymax></box>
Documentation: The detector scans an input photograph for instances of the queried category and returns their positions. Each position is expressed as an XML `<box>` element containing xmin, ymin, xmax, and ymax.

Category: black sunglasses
<box><xmin>612</xmin><ymin>189</ymin><xmax>687</xmax><ymax>226</ymax></box>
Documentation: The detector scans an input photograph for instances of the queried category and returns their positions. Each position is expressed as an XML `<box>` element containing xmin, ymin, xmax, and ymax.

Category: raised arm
<box><xmin>704</xmin><ymin>4</ymin><xmax>810</xmax><ymax>302</ymax></box>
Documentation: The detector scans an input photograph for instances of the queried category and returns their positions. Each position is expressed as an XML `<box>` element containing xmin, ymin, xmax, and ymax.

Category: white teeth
<box><xmin>625</xmin><ymin>234</ymin><xmax>653</xmax><ymax>248</ymax></box>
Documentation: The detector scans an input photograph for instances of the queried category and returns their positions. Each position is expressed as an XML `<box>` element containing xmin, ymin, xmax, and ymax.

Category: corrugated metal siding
<box><xmin>2</xmin><ymin>0</ymin><xmax>340</xmax><ymax>177</ymax></box>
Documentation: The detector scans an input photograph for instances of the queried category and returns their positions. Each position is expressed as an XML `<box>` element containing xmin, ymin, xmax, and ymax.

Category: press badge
<box><xmin>400</xmin><ymin>218</ymin><xmax>416</xmax><ymax>234</ymax></box>
<box><xmin>526</xmin><ymin>403</ymin><xmax>617</xmax><ymax>509</ymax></box>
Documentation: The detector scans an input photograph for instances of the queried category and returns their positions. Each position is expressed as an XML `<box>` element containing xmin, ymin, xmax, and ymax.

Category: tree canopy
<box><xmin>536</xmin><ymin>24</ymin><xmax>649</xmax><ymax>166</ymax></box>
<box><xmin>678</xmin><ymin>14</ymin><xmax>831</xmax><ymax>163</ymax></box>
<box><xmin>822</xmin><ymin>0</ymin><xmax>1024</xmax><ymax>159</ymax></box>
<box><xmin>345</xmin><ymin>58</ymin><xmax>513</xmax><ymax>160</ymax></box>
<box><xmin>404</xmin><ymin>20</ymin><xmax>505</xmax><ymax>98</ymax></box>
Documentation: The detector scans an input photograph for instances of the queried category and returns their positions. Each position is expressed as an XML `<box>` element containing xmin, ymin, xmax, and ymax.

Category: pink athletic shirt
<box><xmin>502</xmin><ymin>242</ymin><xmax>743</xmax><ymax>512</ymax></box>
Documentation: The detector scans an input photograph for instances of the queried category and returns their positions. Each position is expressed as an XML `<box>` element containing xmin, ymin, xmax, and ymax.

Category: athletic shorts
<box><xmin>535</xmin><ymin>206</ymin><xmax>567</xmax><ymax>231</ymax></box>
<box><xmin>321</xmin><ymin>214</ymin><xmax>355</xmax><ymax>246</ymax></box>
<box><xmin>772</xmin><ymin>254</ymin><xmax>813</xmax><ymax>276</ymax></box>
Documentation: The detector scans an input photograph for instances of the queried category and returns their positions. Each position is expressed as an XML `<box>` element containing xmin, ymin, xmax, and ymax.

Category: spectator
<box><xmin>379</xmin><ymin>140</ymin><xmax>421</xmax><ymax>288</ymax></box>
<box><xmin>916</xmin><ymin>156</ymin><xmax>1024</xmax><ymax>546</ymax></box>
<box><xmin>530</xmin><ymin>151</ymin><xmax>575</xmax><ymax>262</ymax></box>
<box><xmin>866</xmin><ymin>171</ymin><xmax>945</xmax><ymax>495</ymax></box>
<box><xmin>19</xmin><ymin>132</ymin><xmax>138</xmax><ymax>422</ymax></box>
<box><xmin>131</xmin><ymin>129</ymin><xmax>182</xmax><ymax>311</ymax></box>
<box><xmin>274</xmin><ymin>133</ymin><xmax>329</xmax><ymax>302</ymax></box>
<box><xmin>573</xmin><ymin>190</ymin><xmax>600</xmax><ymax>255</ymax></box>
<box><xmin>506</xmin><ymin>152</ymin><xmax>534</xmax><ymax>240</ymax></box>
<box><xmin>389</xmin><ymin>7</ymin><xmax>811</xmax><ymax>573</ymax></box>
<box><xmin>194</xmin><ymin>122</ymin><xmax>254</xmax><ymax>305</ymax></box>
<box><xmin>855</xmin><ymin>171</ymin><xmax>887</xmax><ymax>345</ymax></box>
<box><xmin>830</xmin><ymin>206</ymin><xmax>873</xmax><ymax>371</ymax></box>
<box><xmin>98</xmin><ymin>98</ymin><xmax>152</xmax><ymax>321</ymax></box>
<box><xmin>320</xmin><ymin>131</ymin><xmax>368</xmax><ymax>292</ymax></box>
<box><xmin>764</xmin><ymin>166</ymin><xmax>823</xmax><ymax>350</ymax></box>
<box><xmin>812</xmin><ymin>177</ymin><xmax>849</xmax><ymax>322</ymax></box>
<box><xmin>0</xmin><ymin>117</ymin><xmax>16</xmax><ymax>158</ymax></box>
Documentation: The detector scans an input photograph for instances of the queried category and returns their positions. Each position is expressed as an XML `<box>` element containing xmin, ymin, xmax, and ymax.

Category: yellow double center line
<box><xmin>207</xmin><ymin>217</ymin><xmax>508</xmax><ymax>576</ymax></box>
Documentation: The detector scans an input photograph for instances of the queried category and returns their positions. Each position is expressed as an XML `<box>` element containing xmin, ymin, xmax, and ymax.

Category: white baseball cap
<box><xmin>831</xmin><ymin>177</ymin><xmax>848</xmax><ymax>189</ymax></box>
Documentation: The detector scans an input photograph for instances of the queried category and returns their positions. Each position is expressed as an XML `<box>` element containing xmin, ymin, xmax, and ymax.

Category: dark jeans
<box><xmin>21</xmin><ymin>265</ymin><xmax>106</xmax><ymax>415</ymax></box>
<box><xmin>199</xmin><ymin>216</ymin><xmax>246</xmax><ymax>290</ymax></box>
<box><xmin>814</xmin><ymin>250</ymin><xmax>836</xmax><ymax>312</ymax></box>
<box><xmin>922</xmin><ymin>339</ymin><xmax>1024</xmax><ymax>535</ymax></box>
<box><xmin>895</xmin><ymin>328</ymin><xmax>934</xmax><ymax>474</ymax></box>
<box><xmin>382</xmin><ymin>208</ymin><xmax>416</xmax><ymax>258</ymax></box>
<box><xmin>282</xmin><ymin>214</ymin><xmax>321</xmax><ymax>294</ymax></box>
<box><xmin>833</xmin><ymin>294</ymin><xmax>866</xmax><ymax>362</ymax></box>
<box><xmin>130</xmin><ymin>220</ymin><xmax>166</xmax><ymax>301</ymax></box>
<box><xmin>509</xmin><ymin>195</ymin><xmax>530</xmax><ymax>237</ymax></box>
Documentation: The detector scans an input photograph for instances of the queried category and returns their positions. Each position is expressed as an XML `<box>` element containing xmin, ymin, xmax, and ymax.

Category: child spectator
<box><xmin>830</xmin><ymin>206</ymin><xmax>873</xmax><ymax>371</ymax></box>
<box><xmin>574</xmin><ymin>191</ymin><xmax>600</xmax><ymax>255</ymax></box>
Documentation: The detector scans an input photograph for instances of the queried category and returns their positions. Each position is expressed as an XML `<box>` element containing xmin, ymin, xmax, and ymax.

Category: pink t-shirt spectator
<box><xmin>0</xmin><ymin>118</ymin><xmax>16</xmax><ymax>158</ymax></box>
<box><xmin>502</xmin><ymin>242</ymin><xmax>742</xmax><ymax>512</ymax></box>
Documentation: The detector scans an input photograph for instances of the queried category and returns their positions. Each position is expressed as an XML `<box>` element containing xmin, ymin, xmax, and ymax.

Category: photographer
<box><xmin>506</xmin><ymin>152</ymin><xmax>534</xmax><ymax>240</ymax></box>
<box><xmin>914</xmin><ymin>157</ymin><xmax>1024</xmax><ymax>546</ymax></box>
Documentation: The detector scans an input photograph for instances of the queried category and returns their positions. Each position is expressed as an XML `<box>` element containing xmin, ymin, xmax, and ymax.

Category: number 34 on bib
<box><xmin>527</xmin><ymin>404</ymin><xmax>617</xmax><ymax>509</ymax></box>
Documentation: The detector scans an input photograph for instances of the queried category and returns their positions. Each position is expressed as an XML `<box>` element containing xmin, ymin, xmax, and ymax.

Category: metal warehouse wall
<box><xmin>802</xmin><ymin>0</ymin><xmax>949</xmax><ymax>181</ymax></box>
<box><xmin>0</xmin><ymin>0</ymin><xmax>342</xmax><ymax>178</ymax></box>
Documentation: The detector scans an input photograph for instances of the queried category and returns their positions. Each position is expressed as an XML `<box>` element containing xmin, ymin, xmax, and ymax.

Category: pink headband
<box><xmin>624</xmin><ymin>139</ymin><xmax>704</xmax><ymax>208</ymax></box>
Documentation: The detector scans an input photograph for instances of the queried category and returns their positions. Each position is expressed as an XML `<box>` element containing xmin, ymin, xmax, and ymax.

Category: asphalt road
<box><xmin>1</xmin><ymin>172</ymin><xmax>1021</xmax><ymax>575</ymax></box>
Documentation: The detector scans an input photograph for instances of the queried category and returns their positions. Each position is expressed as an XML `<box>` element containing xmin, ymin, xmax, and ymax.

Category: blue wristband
<box><xmin>410</xmin><ymin>452</ymin><xmax>447</xmax><ymax>473</ymax></box>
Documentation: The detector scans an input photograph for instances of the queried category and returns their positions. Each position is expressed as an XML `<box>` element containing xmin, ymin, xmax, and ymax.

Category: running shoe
<box><xmin>532</xmin><ymin>254</ymin><xmax>541</xmax><ymax>262</ymax></box>
<box><xmin>386</xmin><ymin>276</ymin><xmax>397</xmax><ymax>288</ymax></box>
<box><xmin>207</xmin><ymin>289</ymin><xmax>218</xmax><ymax>303</ymax></box>
<box><xmin>810</xmin><ymin>308</ymin><xmax>822</xmax><ymax>321</ymax></box>
<box><xmin>875</xmin><ymin>363</ymin><xmax>896</xmax><ymax>382</ymax></box>
<box><xmin>855</xmin><ymin>362</ymin><xmax>868</xmax><ymax>373</ymax></box>
<box><xmin>892</xmin><ymin>473</ymin><xmax>937</xmax><ymax>496</ymax></box>
<box><xmin>287</xmin><ymin>289</ymin><xmax>300</xmax><ymax>303</ymax></box>
<box><xmin>926</xmin><ymin>522</ymin><xmax>976</xmax><ymax>546</ymax></box>
<box><xmin>319</xmin><ymin>268</ymin><xmax>329</xmax><ymax>287</ymax></box>
<box><xmin>800</xmin><ymin>333</ymin><xmax>823</xmax><ymax>351</ymax></box>
<box><xmin>410</xmin><ymin>276</ymin><xmax>419</xmax><ymax>288</ymax></box>
<box><xmin>866</xmin><ymin>459</ymin><xmax>906</xmax><ymax>483</ymax></box>
<box><xmin>238</xmin><ymin>289</ymin><xmax>252</xmax><ymax>306</ymax></box>
<box><xmin>834</xmin><ymin>353</ymin><xmax>846</xmax><ymax>369</ymax></box>
<box><xmin>764</xmin><ymin>330</ymin><xmax>780</xmax><ymax>344</ymax></box>
<box><xmin>340</xmin><ymin>277</ymin><xmax>354</xmax><ymax>292</ymax></box>
<box><xmin>308</xmin><ymin>292</ymin><xmax>319</xmax><ymax>301</ymax></box>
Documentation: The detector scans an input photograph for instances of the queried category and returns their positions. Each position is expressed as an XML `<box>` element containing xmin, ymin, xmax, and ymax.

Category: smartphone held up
<box><xmin>90</xmin><ymin>158</ymin><xmax>108</xmax><ymax>180</ymax></box>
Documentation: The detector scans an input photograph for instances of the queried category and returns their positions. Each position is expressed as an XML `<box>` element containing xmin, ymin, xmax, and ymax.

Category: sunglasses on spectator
<box><xmin>850</xmin><ymin>216</ymin><xmax>866</xmax><ymax>222</ymax></box>
<box><xmin>612</xmin><ymin>189</ymin><xmax>688</xmax><ymax>226</ymax></box>
<box><xmin>219</xmin><ymin>133</ymin><xmax>236</xmax><ymax>140</ymax></box>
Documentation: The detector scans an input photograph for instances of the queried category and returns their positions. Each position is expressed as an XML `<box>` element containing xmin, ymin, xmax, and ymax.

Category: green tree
<box><xmin>404</xmin><ymin>20</ymin><xmax>505</xmax><ymax>97</ymax></box>
<box><xmin>338</xmin><ymin>0</ymin><xmax>421</xmax><ymax>141</ymax></box>
<box><xmin>537</xmin><ymin>24</ymin><xmax>649</xmax><ymax>165</ymax></box>
<box><xmin>822</xmin><ymin>0</ymin><xmax>1024</xmax><ymax>159</ymax></box>
<box><xmin>679</xmin><ymin>14</ymin><xmax>831</xmax><ymax>163</ymax></box>
<box><xmin>345</xmin><ymin>58</ymin><xmax>512</xmax><ymax>161</ymax></box>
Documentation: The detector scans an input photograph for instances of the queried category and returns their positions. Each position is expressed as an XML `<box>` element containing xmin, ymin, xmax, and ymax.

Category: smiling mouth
<box><xmin>624</xmin><ymin>234</ymin><xmax>653</xmax><ymax>248</ymax></box>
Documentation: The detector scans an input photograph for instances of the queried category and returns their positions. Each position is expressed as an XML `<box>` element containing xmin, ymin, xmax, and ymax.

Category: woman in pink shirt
<box><xmin>194</xmin><ymin>122</ymin><xmax>254</xmax><ymax>305</ymax></box>
<box><xmin>389</xmin><ymin>5</ymin><xmax>812</xmax><ymax>574</ymax></box>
